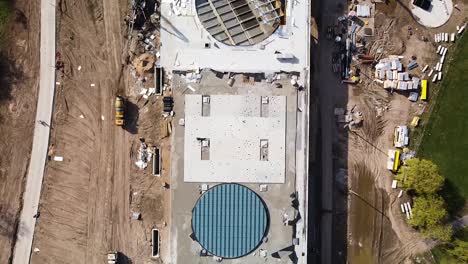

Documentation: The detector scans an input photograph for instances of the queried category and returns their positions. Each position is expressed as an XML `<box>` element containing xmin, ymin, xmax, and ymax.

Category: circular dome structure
<box><xmin>195</xmin><ymin>0</ymin><xmax>281</xmax><ymax>46</ymax></box>
<box><xmin>192</xmin><ymin>183</ymin><xmax>268</xmax><ymax>258</ymax></box>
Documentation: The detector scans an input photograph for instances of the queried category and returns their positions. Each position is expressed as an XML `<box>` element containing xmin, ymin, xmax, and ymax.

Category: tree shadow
<box><xmin>0</xmin><ymin>207</ymin><xmax>19</xmax><ymax>239</ymax></box>
<box><xmin>0</xmin><ymin>52</ymin><xmax>25</xmax><ymax>103</ymax></box>
<box><xmin>440</xmin><ymin>180</ymin><xmax>466</xmax><ymax>218</ymax></box>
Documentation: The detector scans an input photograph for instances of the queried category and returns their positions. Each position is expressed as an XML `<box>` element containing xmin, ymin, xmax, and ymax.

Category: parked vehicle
<box><xmin>115</xmin><ymin>96</ymin><xmax>125</xmax><ymax>126</ymax></box>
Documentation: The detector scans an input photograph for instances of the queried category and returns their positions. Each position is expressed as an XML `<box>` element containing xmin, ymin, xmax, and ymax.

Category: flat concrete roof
<box><xmin>170</xmin><ymin>71</ymin><xmax>299</xmax><ymax>264</ymax></box>
<box><xmin>411</xmin><ymin>0</ymin><xmax>453</xmax><ymax>28</ymax></box>
<box><xmin>184</xmin><ymin>94</ymin><xmax>286</xmax><ymax>183</ymax></box>
<box><xmin>160</xmin><ymin>0</ymin><xmax>309</xmax><ymax>72</ymax></box>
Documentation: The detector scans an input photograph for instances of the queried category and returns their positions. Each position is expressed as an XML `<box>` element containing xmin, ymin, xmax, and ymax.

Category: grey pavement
<box><xmin>12</xmin><ymin>0</ymin><xmax>56</xmax><ymax>263</ymax></box>
<box><xmin>313</xmin><ymin>0</ymin><xmax>347</xmax><ymax>263</ymax></box>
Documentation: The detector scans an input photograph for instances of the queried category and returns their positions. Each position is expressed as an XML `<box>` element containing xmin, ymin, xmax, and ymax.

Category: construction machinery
<box><xmin>393</xmin><ymin>125</ymin><xmax>409</xmax><ymax>148</ymax></box>
<box><xmin>115</xmin><ymin>96</ymin><xmax>125</xmax><ymax>126</ymax></box>
<box><xmin>387</xmin><ymin>149</ymin><xmax>401</xmax><ymax>172</ymax></box>
<box><xmin>107</xmin><ymin>251</ymin><xmax>121</xmax><ymax>264</ymax></box>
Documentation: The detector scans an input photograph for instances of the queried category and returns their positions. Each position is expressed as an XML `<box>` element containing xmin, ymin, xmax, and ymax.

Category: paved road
<box><xmin>12</xmin><ymin>0</ymin><xmax>56</xmax><ymax>263</ymax></box>
<box><xmin>312</xmin><ymin>0</ymin><xmax>346</xmax><ymax>263</ymax></box>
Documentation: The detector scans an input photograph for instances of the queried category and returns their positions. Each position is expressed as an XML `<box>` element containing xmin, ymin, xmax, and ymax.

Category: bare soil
<box><xmin>0</xmin><ymin>1</ymin><xmax>40</xmax><ymax>263</ymax></box>
<box><xmin>29</xmin><ymin>1</ymin><xmax>170</xmax><ymax>263</ymax></box>
<box><xmin>347</xmin><ymin>1</ymin><xmax>468</xmax><ymax>263</ymax></box>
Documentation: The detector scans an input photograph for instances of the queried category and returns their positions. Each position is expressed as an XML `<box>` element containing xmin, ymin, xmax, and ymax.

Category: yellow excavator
<box><xmin>115</xmin><ymin>96</ymin><xmax>125</xmax><ymax>126</ymax></box>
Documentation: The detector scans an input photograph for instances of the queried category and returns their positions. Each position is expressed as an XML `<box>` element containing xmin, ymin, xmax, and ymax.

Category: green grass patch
<box><xmin>417</xmin><ymin>35</ymin><xmax>468</xmax><ymax>210</ymax></box>
<box><xmin>0</xmin><ymin>0</ymin><xmax>12</xmax><ymax>41</ymax></box>
<box><xmin>432</xmin><ymin>227</ymin><xmax>468</xmax><ymax>264</ymax></box>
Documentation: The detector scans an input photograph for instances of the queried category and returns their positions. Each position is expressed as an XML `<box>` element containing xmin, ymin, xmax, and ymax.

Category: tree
<box><xmin>397</xmin><ymin>158</ymin><xmax>444</xmax><ymax>195</ymax></box>
<box><xmin>421</xmin><ymin>224</ymin><xmax>453</xmax><ymax>242</ymax></box>
<box><xmin>446</xmin><ymin>239</ymin><xmax>468</xmax><ymax>262</ymax></box>
<box><xmin>409</xmin><ymin>195</ymin><xmax>447</xmax><ymax>228</ymax></box>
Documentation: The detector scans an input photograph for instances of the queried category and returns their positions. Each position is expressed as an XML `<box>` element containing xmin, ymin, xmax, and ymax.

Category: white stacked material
<box><xmin>438</xmin><ymin>72</ymin><xmax>442</xmax><ymax>81</ymax></box>
<box><xmin>445</xmin><ymin>33</ymin><xmax>449</xmax><ymax>42</ymax></box>
<box><xmin>398</xmin><ymin>82</ymin><xmax>408</xmax><ymax>90</ymax></box>
<box><xmin>428</xmin><ymin>69</ymin><xmax>434</xmax><ymax>77</ymax></box>
<box><xmin>450</xmin><ymin>33</ymin><xmax>456</xmax><ymax>42</ymax></box>
<box><xmin>375</xmin><ymin>57</ymin><xmax>415</xmax><ymax>90</ymax></box>
<box><xmin>401</xmin><ymin>204</ymin><xmax>405</xmax><ymax>213</ymax></box>
<box><xmin>438</xmin><ymin>46</ymin><xmax>444</xmax><ymax>55</ymax></box>
<box><xmin>356</xmin><ymin>4</ymin><xmax>371</xmax><ymax>17</ymax></box>
<box><xmin>397</xmin><ymin>72</ymin><xmax>410</xmax><ymax>81</ymax></box>
<box><xmin>432</xmin><ymin>74</ymin><xmax>438</xmax><ymax>83</ymax></box>
<box><xmin>422</xmin><ymin>65</ymin><xmax>429</xmax><ymax>73</ymax></box>
<box><xmin>440</xmin><ymin>56</ymin><xmax>445</xmax><ymax>64</ymax></box>
<box><xmin>412</xmin><ymin>77</ymin><xmax>420</xmax><ymax>88</ymax></box>
<box><xmin>436</xmin><ymin>45</ymin><xmax>442</xmax><ymax>54</ymax></box>
<box><xmin>403</xmin><ymin>203</ymin><xmax>410</xmax><ymax>219</ymax></box>
<box><xmin>392</xmin><ymin>180</ymin><xmax>398</xmax><ymax>189</ymax></box>
<box><xmin>442</xmin><ymin>47</ymin><xmax>448</xmax><ymax>56</ymax></box>
<box><xmin>406</xmin><ymin>202</ymin><xmax>413</xmax><ymax>218</ymax></box>
<box><xmin>458</xmin><ymin>23</ymin><xmax>466</xmax><ymax>34</ymax></box>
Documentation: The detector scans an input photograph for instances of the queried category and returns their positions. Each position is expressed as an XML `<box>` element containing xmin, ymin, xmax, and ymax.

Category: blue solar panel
<box><xmin>192</xmin><ymin>184</ymin><xmax>268</xmax><ymax>258</ymax></box>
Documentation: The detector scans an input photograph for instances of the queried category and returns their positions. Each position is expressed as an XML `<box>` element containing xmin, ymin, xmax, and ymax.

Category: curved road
<box><xmin>12</xmin><ymin>0</ymin><xmax>56</xmax><ymax>263</ymax></box>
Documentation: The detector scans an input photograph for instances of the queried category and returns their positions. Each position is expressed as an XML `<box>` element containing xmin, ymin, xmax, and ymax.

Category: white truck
<box><xmin>393</xmin><ymin>125</ymin><xmax>409</xmax><ymax>148</ymax></box>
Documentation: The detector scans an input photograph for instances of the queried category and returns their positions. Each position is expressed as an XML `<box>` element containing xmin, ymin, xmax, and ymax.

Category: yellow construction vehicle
<box><xmin>115</xmin><ymin>96</ymin><xmax>125</xmax><ymax>126</ymax></box>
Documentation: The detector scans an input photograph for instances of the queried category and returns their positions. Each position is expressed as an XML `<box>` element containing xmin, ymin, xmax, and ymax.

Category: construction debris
<box><xmin>133</xmin><ymin>53</ymin><xmax>155</xmax><ymax>76</ymax></box>
<box><xmin>135</xmin><ymin>138</ymin><xmax>152</xmax><ymax>169</ymax></box>
<box><xmin>335</xmin><ymin>106</ymin><xmax>363</xmax><ymax>128</ymax></box>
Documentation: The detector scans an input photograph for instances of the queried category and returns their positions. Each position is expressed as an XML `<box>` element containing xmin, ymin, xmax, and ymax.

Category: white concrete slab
<box><xmin>184</xmin><ymin>95</ymin><xmax>286</xmax><ymax>183</ymax></box>
<box><xmin>160</xmin><ymin>0</ymin><xmax>309</xmax><ymax>72</ymax></box>
<box><xmin>411</xmin><ymin>0</ymin><xmax>453</xmax><ymax>28</ymax></box>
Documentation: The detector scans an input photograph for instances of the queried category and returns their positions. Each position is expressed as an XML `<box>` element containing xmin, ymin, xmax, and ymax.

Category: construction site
<box><xmin>0</xmin><ymin>0</ymin><xmax>467</xmax><ymax>263</ymax></box>
<box><xmin>0</xmin><ymin>0</ymin><xmax>311</xmax><ymax>263</ymax></box>
<box><xmin>309</xmin><ymin>0</ymin><xmax>468</xmax><ymax>263</ymax></box>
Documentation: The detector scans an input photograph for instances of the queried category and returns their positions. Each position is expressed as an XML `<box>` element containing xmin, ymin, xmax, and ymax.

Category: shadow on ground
<box><xmin>124</xmin><ymin>100</ymin><xmax>139</xmax><ymax>134</ymax></box>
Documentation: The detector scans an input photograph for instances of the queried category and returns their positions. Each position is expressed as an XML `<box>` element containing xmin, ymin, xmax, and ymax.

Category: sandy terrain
<box><xmin>0</xmin><ymin>1</ymin><xmax>41</xmax><ymax>262</ymax></box>
<box><xmin>29</xmin><ymin>0</ymin><xmax>169</xmax><ymax>263</ymax></box>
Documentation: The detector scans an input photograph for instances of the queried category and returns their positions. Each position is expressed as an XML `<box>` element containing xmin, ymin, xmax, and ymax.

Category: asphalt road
<box><xmin>12</xmin><ymin>0</ymin><xmax>56</xmax><ymax>263</ymax></box>
<box><xmin>312</xmin><ymin>0</ymin><xmax>347</xmax><ymax>263</ymax></box>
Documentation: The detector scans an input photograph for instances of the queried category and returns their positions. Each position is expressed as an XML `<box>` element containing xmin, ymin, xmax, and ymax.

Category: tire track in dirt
<box><xmin>31</xmin><ymin>0</ymin><xmax>131</xmax><ymax>263</ymax></box>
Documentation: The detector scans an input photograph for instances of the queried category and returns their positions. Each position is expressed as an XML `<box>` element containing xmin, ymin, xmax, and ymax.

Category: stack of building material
<box><xmin>375</xmin><ymin>57</ymin><xmax>419</xmax><ymax>91</ymax></box>
<box><xmin>428</xmin><ymin>45</ymin><xmax>448</xmax><ymax>83</ymax></box>
<box><xmin>457</xmin><ymin>23</ymin><xmax>467</xmax><ymax>35</ymax></box>
<box><xmin>401</xmin><ymin>202</ymin><xmax>413</xmax><ymax>219</ymax></box>
<box><xmin>356</xmin><ymin>4</ymin><xmax>371</xmax><ymax>17</ymax></box>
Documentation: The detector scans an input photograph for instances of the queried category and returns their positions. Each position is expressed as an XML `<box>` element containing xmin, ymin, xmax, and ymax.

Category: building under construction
<box><xmin>159</xmin><ymin>0</ymin><xmax>311</xmax><ymax>261</ymax></box>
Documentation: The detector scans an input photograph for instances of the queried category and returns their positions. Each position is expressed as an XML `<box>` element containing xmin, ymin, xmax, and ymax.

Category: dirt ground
<box><xmin>29</xmin><ymin>0</ymin><xmax>170</xmax><ymax>263</ymax></box>
<box><xmin>345</xmin><ymin>1</ymin><xmax>468</xmax><ymax>263</ymax></box>
<box><xmin>0</xmin><ymin>1</ymin><xmax>41</xmax><ymax>263</ymax></box>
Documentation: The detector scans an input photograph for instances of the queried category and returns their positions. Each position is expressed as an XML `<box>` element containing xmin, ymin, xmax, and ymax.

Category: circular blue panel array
<box><xmin>192</xmin><ymin>184</ymin><xmax>268</xmax><ymax>259</ymax></box>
